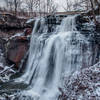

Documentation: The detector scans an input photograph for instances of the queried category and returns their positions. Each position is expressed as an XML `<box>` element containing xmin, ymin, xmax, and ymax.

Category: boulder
<box><xmin>6</xmin><ymin>36</ymin><xmax>30</xmax><ymax>69</ymax></box>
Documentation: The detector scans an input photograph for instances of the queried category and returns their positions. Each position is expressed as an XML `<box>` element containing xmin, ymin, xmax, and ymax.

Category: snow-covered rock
<box><xmin>26</xmin><ymin>18</ymin><xmax>34</xmax><ymax>24</ymax></box>
<box><xmin>96</xmin><ymin>16</ymin><xmax>100</xmax><ymax>23</ymax></box>
<box><xmin>59</xmin><ymin>62</ymin><xmax>100</xmax><ymax>100</ymax></box>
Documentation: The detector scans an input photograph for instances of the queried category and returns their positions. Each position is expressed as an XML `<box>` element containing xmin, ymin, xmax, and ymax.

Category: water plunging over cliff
<box><xmin>16</xmin><ymin>16</ymin><xmax>93</xmax><ymax>100</ymax></box>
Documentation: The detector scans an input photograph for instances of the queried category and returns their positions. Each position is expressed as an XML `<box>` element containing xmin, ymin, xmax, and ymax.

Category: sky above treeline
<box><xmin>0</xmin><ymin>0</ymin><xmax>76</xmax><ymax>12</ymax></box>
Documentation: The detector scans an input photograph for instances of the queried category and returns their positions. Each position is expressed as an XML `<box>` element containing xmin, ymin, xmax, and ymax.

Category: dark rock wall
<box><xmin>0</xmin><ymin>13</ymin><xmax>29</xmax><ymax>30</ymax></box>
<box><xmin>6</xmin><ymin>37</ymin><xmax>30</xmax><ymax>69</ymax></box>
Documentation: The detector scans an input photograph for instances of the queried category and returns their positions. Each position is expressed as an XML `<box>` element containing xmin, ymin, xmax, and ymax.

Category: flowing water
<box><xmin>1</xmin><ymin>15</ymin><xmax>94</xmax><ymax>100</ymax></box>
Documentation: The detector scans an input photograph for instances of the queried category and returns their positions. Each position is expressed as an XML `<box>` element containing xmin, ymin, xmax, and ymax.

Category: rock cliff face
<box><xmin>6</xmin><ymin>36</ymin><xmax>30</xmax><ymax>69</ymax></box>
<box><xmin>0</xmin><ymin>13</ymin><xmax>28</xmax><ymax>30</ymax></box>
<box><xmin>0</xmin><ymin>33</ymin><xmax>31</xmax><ymax>82</ymax></box>
<box><xmin>0</xmin><ymin>13</ymin><xmax>32</xmax><ymax>70</ymax></box>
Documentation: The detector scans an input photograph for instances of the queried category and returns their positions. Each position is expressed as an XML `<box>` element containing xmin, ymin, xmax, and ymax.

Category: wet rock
<box><xmin>0</xmin><ymin>38</ymin><xmax>6</xmax><ymax>53</ymax></box>
<box><xmin>24</xmin><ymin>28</ymin><xmax>32</xmax><ymax>36</ymax></box>
<box><xmin>6</xmin><ymin>36</ymin><xmax>30</xmax><ymax>69</ymax></box>
<box><xmin>0</xmin><ymin>65</ymin><xmax>4</xmax><ymax>71</ymax></box>
<box><xmin>59</xmin><ymin>62</ymin><xmax>100</xmax><ymax>100</ymax></box>
<box><xmin>0</xmin><ymin>13</ymin><xmax>28</xmax><ymax>30</ymax></box>
<box><xmin>96</xmin><ymin>23</ymin><xmax>100</xmax><ymax>32</ymax></box>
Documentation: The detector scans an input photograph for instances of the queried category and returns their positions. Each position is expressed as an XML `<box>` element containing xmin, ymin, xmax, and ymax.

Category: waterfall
<box><xmin>16</xmin><ymin>16</ymin><xmax>93</xmax><ymax>100</ymax></box>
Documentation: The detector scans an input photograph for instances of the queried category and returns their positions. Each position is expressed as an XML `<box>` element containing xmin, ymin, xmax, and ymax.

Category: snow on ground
<box><xmin>26</xmin><ymin>19</ymin><xmax>34</xmax><ymax>24</ymax></box>
<box><xmin>60</xmin><ymin>62</ymin><xmax>100</xmax><ymax>100</ymax></box>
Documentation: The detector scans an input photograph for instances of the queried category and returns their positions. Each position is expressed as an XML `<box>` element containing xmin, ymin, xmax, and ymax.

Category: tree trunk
<box><xmin>14</xmin><ymin>0</ymin><xmax>17</xmax><ymax>16</ymax></box>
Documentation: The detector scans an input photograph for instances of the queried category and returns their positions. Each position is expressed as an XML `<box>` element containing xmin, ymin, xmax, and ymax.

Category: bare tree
<box><xmin>4</xmin><ymin>0</ymin><xmax>13</xmax><ymax>12</ymax></box>
<box><xmin>4</xmin><ymin>0</ymin><xmax>22</xmax><ymax>15</ymax></box>
<box><xmin>26</xmin><ymin>0</ymin><xmax>34</xmax><ymax>13</ymax></box>
<box><xmin>72</xmin><ymin>0</ymin><xmax>91</xmax><ymax>11</ymax></box>
<box><xmin>4</xmin><ymin>0</ymin><xmax>9</xmax><ymax>8</ymax></box>
<box><xmin>13</xmin><ymin>0</ymin><xmax>22</xmax><ymax>16</ymax></box>
<box><xmin>26</xmin><ymin>0</ymin><xmax>39</xmax><ymax>16</ymax></box>
<box><xmin>46</xmin><ymin>0</ymin><xmax>58</xmax><ymax>14</ymax></box>
<box><xmin>63</xmin><ymin>0</ymin><xmax>73</xmax><ymax>11</ymax></box>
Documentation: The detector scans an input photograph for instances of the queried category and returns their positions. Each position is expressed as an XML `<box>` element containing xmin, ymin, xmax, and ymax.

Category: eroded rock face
<box><xmin>0</xmin><ymin>13</ymin><xmax>28</xmax><ymax>30</ymax></box>
<box><xmin>0</xmin><ymin>38</ymin><xmax>6</xmax><ymax>53</ymax></box>
<box><xmin>59</xmin><ymin>62</ymin><xmax>100</xmax><ymax>100</ymax></box>
<box><xmin>6</xmin><ymin>36</ymin><xmax>30</xmax><ymax>68</ymax></box>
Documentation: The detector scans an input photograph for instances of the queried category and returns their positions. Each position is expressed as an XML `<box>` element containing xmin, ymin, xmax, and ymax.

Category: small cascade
<box><xmin>15</xmin><ymin>16</ymin><xmax>93</xmax><ymax>100</ymax></box>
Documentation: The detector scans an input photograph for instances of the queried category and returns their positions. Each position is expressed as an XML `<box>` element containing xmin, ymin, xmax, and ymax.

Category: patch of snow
<box><xmin>26</xmin><ymin>19</ymin><xmax>34</xmax><ymax>24</ymax></box>
<box><xmin>0</xmin><ymin>64</ymin><xmax>15</xmax><ymax>82</ymax></box>
<box><xmin>10</xmin><ymin>33</ymin><xmax>24</xmax><ymax>39</ymax></box>
<box><xmin>18</xmin><ymin>16</ymin><xmax>27</xmax><ymax>19</ymax></box>
<box><xmin>78</xmin><ymin>95</ymin><xmax>83</xmax><ymax>100</ymax></box>
<box><xmin>96</xmin><ymin>16</ymin><xmax>100</xmax><ymax>23</ymax></box>
<box><xmin>96</xmin><ymin>87</ymin><xmax>100</xmax><ymax>96</ymax></box>
<box><xmin>0</xmin><ymin>63</ymin><xmax>4</xmax><ymax>67</ymax></box>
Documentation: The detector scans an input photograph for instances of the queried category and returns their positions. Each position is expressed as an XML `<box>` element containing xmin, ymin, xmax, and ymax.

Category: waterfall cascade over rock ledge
<box><xmin>13</xmin><ymin>15</ymin><xmax>98</xmax><ymax>100</ymax></box>
<box><xmin>0</xmin><ymin>15</ymin><xmax>100</xmax><ymax>100</ymax></box>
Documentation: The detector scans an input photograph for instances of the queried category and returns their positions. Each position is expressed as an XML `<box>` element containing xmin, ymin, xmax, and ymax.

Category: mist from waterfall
<box><xmin>16</xmin><ymin>15</ymin><xmax>93</xmax><ymax>100</ymax></box>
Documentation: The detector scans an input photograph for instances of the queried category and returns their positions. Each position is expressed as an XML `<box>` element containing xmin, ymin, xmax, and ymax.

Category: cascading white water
<box><xmin>16</xmin><ymin>16</ymin><xmax>93</xmax><ymax>100</ymax></box>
